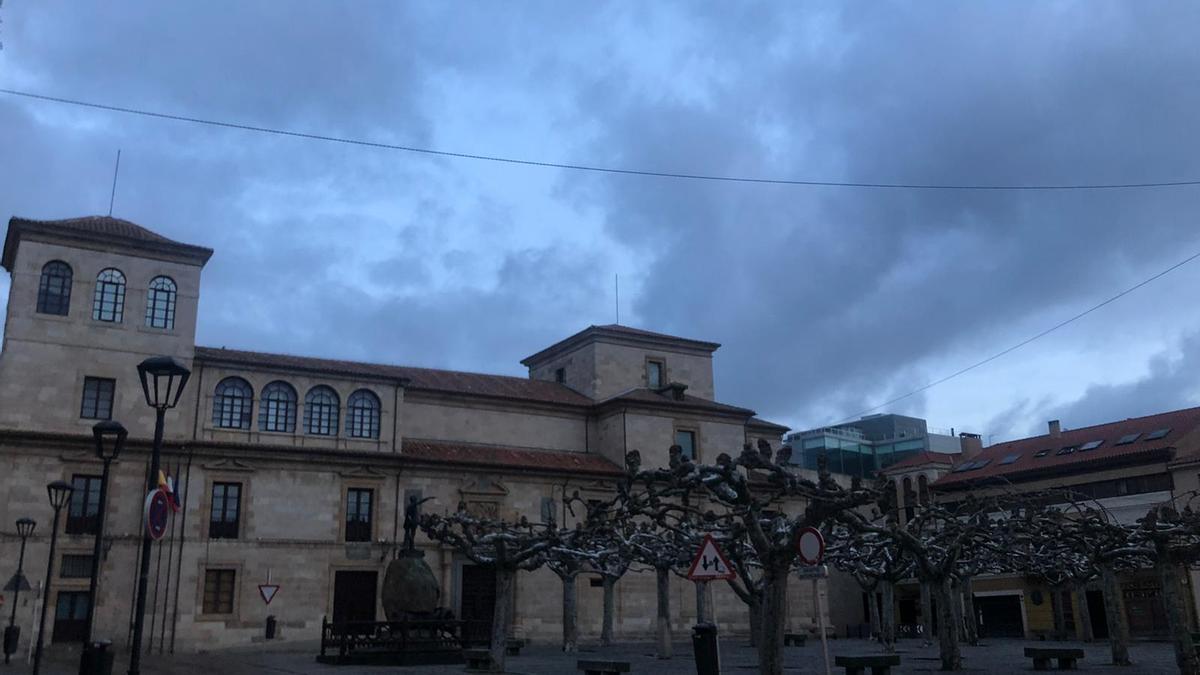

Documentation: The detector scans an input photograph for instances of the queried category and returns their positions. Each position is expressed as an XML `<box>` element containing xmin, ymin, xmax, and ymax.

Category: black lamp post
<box><xmin>33</xmin><ymin>480</ymin><xmax>75</xmax><ymax>675</ymax></box>
<box><xmin>3</xmin><ymin>517</ymin><xmax>36</xmax><ymax>664</ymax></box>
<box><xmin>79</xmin><ymin>420</ymin><xmax>126</xmax><ymax>672</ymax></box>
<box><xmin>128</xmin><ymin>356</ymin><xmax>190</xmax><ymax>675</ymax></box>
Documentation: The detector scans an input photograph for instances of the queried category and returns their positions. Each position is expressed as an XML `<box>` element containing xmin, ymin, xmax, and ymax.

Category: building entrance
<box><xmin>974</xmin><ymin>594</ymin><xmax>1024</xmax><ymax>638</ymax></box>
<box><xmin>332</xmin><ymin>570</ymin><xmax>378</xmax><ymax>623</ymax></box>
<box><xmin>460</xmin><ymin>565</ymin><xmax>496</xmax><ymax>645</ymax></box>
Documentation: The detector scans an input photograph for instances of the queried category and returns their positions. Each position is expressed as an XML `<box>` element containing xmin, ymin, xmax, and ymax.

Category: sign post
<box><xmin>688</xmin><ymin>534</ymin><xmax>736</xmax><ymax>672</ymax></box>
<box><xmin>796</xmin><ymin>527</ymin><xmax>831</xmax><ymax>675</ymax></box>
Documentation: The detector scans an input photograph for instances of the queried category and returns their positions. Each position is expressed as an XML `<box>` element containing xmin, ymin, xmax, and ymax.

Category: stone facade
<box><xmin>0</xmin><ymin>215</ymin><xmax>821</xmax><ymax>655</ymax></box>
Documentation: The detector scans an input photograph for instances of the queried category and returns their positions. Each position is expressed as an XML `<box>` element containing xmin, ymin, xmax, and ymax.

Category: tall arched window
<box><xmin>92</xmin><ymin>268</ymin><xmax>126</xmax><ymax>322</ymax></box>
<box><xmin>304</xmin><ymin>386</ymin><xmax>339</xmax><ymax>436</ymax></box>
<box><xmin>345</xmin><ymin>389</ymin><xmax>381</xmax><ymax>439</ymax></box>
<box><xmin>37</xmin><ymin>261</ymin><xmax>73</xmax><ymax>315</ymax></box>
<box><xmin>918</xmin><ymin>475</ymin><xmax>930</xmax><ymax>505</ymax></box>
<box><xmin>902</xmin><ymin>476</ymin><xmax>916</xmax><ymax>522</ymax></box>
<box><xmin>145</xmin><ymin>276</ymin><xmax>177</xmax><ymax>329</ymax></box>
<box><xmin>259</xmin><ymin>381</ymin><xmax>297</xmax><ymax>433</ymax></box>
<box><xmin>212</xmin><ymin>377</ymin><xmax>253</xmax><ymax>429</ymax></box>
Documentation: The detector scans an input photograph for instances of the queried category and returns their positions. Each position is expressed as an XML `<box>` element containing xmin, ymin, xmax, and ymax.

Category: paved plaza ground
<box><xmin>10</xmin><ymin>637</ymin><xmax>1185</xmax><ymax>674</ymax></box>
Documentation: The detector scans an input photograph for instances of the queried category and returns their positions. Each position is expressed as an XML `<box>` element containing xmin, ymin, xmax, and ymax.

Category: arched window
<box><xmin>258</xmin><ymin>381</ymin><xmax>297</xmax><ymax>433</ymax></box>
<box><xmin>144</xmin><ymin>276</ymin><xmax>177</xmax><ymax>329</ymax></box>
<box><xmin>345</xmin><ymin>389</ymin><xmax>381</xmax><ymax>439</ymax></box>
<box><xmin>918</xmin><ymin>475</ymin><xmax>930</xmax><ymax>505</ymax></box>
<box><xmin>92</xmin><ymin>268</ymin><xmax>126</xmax><ymax>322</ymax></box>
<box><xmin>902</xmin><ymin>476</ymin><xmax>916</xmax><ymax>522</ymax></box>
<box><xmin>212</xmin><ymin>377</ymin><xmax>253</xmax><ymax>429</ymax></box>
<box><xmin>304</xmin><ymin>386</ymin><xmax>339</xmax><ymax>435</ymax></box>
<box><xmin>37</xmin><ymin>261</ymin><xmax>73</xmax><ymax>315</ymax></box>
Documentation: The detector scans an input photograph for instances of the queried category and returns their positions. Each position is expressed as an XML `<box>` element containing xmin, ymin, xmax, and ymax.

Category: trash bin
<box><xmin>3</xmin><ymin>625</ymin><xmax>19</xmax><ymax>662</ymax></box>
<box><xmin>691</xmin><ymin>622</ymin><xmax>719</xmax><ymax>675</ymax></box>
<box><xmin>266</xmin><ymin>615</ymin><xmax>277</xmax><ymax>640</ymax></box>
<box><xmin>79</xmin><ymin>640</ymin><xmax>114</xmax><ymax>675</ymax></box>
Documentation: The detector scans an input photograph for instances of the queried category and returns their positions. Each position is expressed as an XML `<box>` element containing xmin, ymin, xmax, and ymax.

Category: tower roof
<box><xmin>3</xmin><ymin>215</ymin><xmax>213</xmax><ymax>270</ymax></box>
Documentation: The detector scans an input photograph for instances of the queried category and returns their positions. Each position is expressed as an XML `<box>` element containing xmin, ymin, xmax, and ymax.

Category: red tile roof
<box><xmin>195</xmin><ymin>346</ymin><xmax>595</xmax><ymax>406</ymax></box>
<box><xmin>402</xmin><ymin>439</ymin><xmax>624</xmax><ymax>477</ymax></box>
<box><xmin>882</xmin><ymin>450</ymin><xmax>961</xmax><ymax>473</ymax></box>
<box><xmin>934</xmin><ymin>406</ymin><xmax>1200</xmax><ymax>489</ymax></box>
<box><xmin>3</xmin><ymin>215</ymin><xmax>213</xmax><ymax>269</ymax></box>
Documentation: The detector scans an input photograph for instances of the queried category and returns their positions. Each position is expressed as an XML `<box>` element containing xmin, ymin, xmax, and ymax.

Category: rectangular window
<box><xmin>202</xmin><ymin>569</ymin><xmax>236</xmax><ymax>614</ymax></box>
<box><xmin>675</xmin><ymin>429</ymin><xmax>697</xmax><ymax>461</ymax></box>
<box><xmin>346</xmin><ymin>488</ymin><xmax>373</xmax><ymax>542</ymax></box>
<box><xmin>60</xmin><ymin>554</ymin><xmax>93</xmax><ymax>579</ymax></box>
<box><xmin>647</xmin><ymin>360</ymin><xmax>664</xmax><ymax>389</ymax></box>
<box><xmin>540</xmin><ymin>496</ymin><xmax>557</xmax><ymax>524</ymax></box>
<box><xmin>209</xmin><ymin>482</ymin><xmax>241</xmax><ymax>539</ymax></box>
<box><xmin>66</xmin><ymin>475</ymin><xmax>102</xmax><ymax>535</ymax></box>
<box><xmin>554</xmin><ymin>367</ymin><xmax>566</xmax><ymax>384</ymax></box>
<box><xmin>80</xmin><ymin>377</ymin><xmax>115</xmax><ymax>420</ymax></box>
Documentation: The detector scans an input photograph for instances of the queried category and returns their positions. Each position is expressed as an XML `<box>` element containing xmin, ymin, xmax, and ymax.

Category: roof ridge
<box><xmin>993</xmin><ymin>404</ymin><xmax>1200</xmax><ymax>446</ymax></box>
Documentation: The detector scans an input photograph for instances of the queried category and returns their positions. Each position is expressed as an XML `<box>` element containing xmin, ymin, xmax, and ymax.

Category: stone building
<box><xmin>0</xmin><ymin>215</ymin><xmax>809</xmax><ymax>654</ymax></box>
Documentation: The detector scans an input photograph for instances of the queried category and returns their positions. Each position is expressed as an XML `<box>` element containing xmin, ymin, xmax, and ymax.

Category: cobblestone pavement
<box><xmin>11</xmin><ymin>637</ymin><xmax>1185</xmax><ymax>674</ymax></box>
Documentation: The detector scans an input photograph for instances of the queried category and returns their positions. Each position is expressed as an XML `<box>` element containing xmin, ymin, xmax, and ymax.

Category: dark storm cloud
<box><xmin>2</xmin><ymin>1</ymin><xmax>1199</xmax><ymax>440</ymax></box>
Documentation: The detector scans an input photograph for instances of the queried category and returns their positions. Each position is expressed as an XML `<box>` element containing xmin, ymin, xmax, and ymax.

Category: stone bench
<box><xmin>505</xmin><ymin>638</ymin><xmax>528</xmax><ymax>656</ymax></box>
<box><xmin>577</xmin><ymin>659</ymin><xmax>631</xmax><ymax>675</ymax></box>
<box><xmin>833</xmin><ymin>654</ymin><xmax>900</xmax><ymax>675</ymax></box>
<box><xmin>463</xmin><ymin>649</ymin><xmax>494</xmax><ymax>672</ymax></box>
<box><xmin>784</xmin><ymin>632</ymin><xmax>808</xmax><ymax>646</ymax></box>
<box><xmin>1024</xmin><ymin>647</ymin><xmax>1084</xmax><ymax>670</ymax></box>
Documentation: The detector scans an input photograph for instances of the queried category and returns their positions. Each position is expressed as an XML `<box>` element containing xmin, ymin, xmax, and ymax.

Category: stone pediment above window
<box><xmin>201</xmin><ymin>458</ymin><xmax>256</xmax><ymax>473</ymax></box>
<box><xmin>459</xmin><ymin>477</ymin><xmax>508</xmax><ymax>519</ymax></box>
<box><xmin>338</xmin><ymin>465</ymin><xmax>388</xmax><ymax>480</ymax></box>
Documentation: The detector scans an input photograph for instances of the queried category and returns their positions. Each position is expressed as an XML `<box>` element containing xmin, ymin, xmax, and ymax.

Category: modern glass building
<box><xmin>785</xmin><ymin>413</ymin><xmax>962</xmax><ymax>477</ymax></box>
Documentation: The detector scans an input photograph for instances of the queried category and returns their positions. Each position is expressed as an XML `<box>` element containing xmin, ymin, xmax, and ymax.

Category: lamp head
<box><xmin>137</xmin><ymin>356</ymin><xmax>192</xmax><ymax>410</ymax></box>
<box><xmin>15</xmin><ymin>517</ymin><xmax>36</xmax><ymax>539</ymax></box>
<box><xmin>92</xmin><ymin>420</ymin><xmax>128</xmax><ymax>461</ymax></box>
<box><xmin>46</xmin><ymin>480</ymin><xmax>74</xmax><ymax>511</ymax></box>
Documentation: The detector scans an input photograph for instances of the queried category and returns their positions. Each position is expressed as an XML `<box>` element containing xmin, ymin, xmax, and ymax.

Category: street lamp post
<box><xmin>33</xmin><ymin>480</ymin><xmax>75</xmax><ymax>675</ymax></box>
<box><xmin>80</xmin><ymin>420</ymin><xmax>126</xmax><ymax>673</ymax></box>
<box><xmin>3</xmin><ymin>517</ymin><xmax>36</xmax><ymax>664</ymax></box>
<box><xmin>127</xmin><ymin>356</ymin><xmax>190</xmax><ymax>675</ymax></box>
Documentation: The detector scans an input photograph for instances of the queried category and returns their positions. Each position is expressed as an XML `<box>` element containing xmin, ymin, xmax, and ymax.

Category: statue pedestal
<box><xmin>382</xmin><ymin>549</ymin><xmax>442</xmax><ymax>621</ymax></box>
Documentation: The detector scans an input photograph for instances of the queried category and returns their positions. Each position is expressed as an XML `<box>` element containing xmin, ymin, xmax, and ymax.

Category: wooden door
<box><xmin>332</xmin><ymin>570</ymin><xmax>378</xmax><ymax>624</ymax></box>
<box><xmin>460</xmin><ymin>565</ymin><xmax>496</xmax><ymax>645</ymax></box>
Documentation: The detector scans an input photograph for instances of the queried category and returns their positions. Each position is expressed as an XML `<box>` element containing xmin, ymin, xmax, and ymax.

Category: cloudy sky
<box><xmin>2</xmin><ymin>2</ymin><xmax>1199</xmax><ymax>444</ymax></box>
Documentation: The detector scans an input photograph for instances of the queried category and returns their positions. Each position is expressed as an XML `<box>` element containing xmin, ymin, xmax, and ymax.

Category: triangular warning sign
<box><xmin>687</xmin><ymin>533</ymin><xmax>737</xmax><ymax>581</ymax></box>
<box><xmin>258</xmin><ymin>584</ymin><xmax>280</xmax><ymax>605</ymax></box>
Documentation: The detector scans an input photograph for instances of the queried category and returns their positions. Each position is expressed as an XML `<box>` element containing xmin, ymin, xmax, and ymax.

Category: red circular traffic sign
<box><xmin>144</xmin><ymin>489</ymin><xmax>171</xmax><ymax>540</ymax></box>
<box><xmin>797</xmin><ymin>527</ymin><xmax>825</xmax><ymax>565</ymax></box>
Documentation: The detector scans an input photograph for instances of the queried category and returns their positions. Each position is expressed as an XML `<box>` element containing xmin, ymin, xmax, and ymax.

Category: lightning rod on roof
<box><xmin>615</xmin><ymin>274</ymin><xmax>619</xmax><ymax>325</ymax></box>
<box><xmin>107</xmin><ymin>149</ymin><xmax>122</xmax><ymax>216</ymax></box>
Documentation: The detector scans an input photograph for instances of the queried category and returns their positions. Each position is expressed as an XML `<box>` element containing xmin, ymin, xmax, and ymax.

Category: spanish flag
<box><xmin>157</xmin><ymin>470</ymin><xmax>181</xmax><ymax>512</ymax></box>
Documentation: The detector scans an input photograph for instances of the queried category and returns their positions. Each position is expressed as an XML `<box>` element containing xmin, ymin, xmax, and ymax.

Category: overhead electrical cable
<box><xmin>4</xmin><ymin>88</ymin><xmax>1200</xmax><ymax>192</ymax></box>
<box><xmin>836</xmin><ymin>247</ymin><xmax>1200</xmax><ymax>424</ymax></box>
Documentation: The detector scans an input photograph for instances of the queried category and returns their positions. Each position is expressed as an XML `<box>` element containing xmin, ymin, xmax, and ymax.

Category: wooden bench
<box><xmin>577</xmin><ymin>659</ymin><xmax>631</xmax><ymax>675</ymax></box>
<box><xmin>833</xmin><ymin>654</ymin><xmax>900</xmax><ymax>675</ymax></box>
<box><xmin>1024</xmin><ymin>647</ymin><xmax>1084</xmax><ymax>670</ymax></box>
<box><xmin>784</xmin><ymin>632</ymin><xmax>808</xmax><ymax>646</ymax></box>
<box><xmin>505</xmin><ymin>638</ymin><xmax>528</xmax><ymax>656</ymax></box>
<box><xmin>464</xmin><ymin>649</ymin><xmax>494</xmax><ymax>672</ymax></box>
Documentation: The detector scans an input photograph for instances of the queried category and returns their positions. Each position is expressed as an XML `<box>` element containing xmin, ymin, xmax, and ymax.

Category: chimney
<box><xmin>959</xmin><ymin>432</ymin><xmax>983</xmax><ymax>459</ymax></box>
<box><xmin>1048</xmin><ymin>420</ymin><xmax>1061</xmax><ymax>438</ymax></box>
<box><xmin>667</xmin><ymin>382</ymin><xmax>688</xmax><ymax>401</ymax></box>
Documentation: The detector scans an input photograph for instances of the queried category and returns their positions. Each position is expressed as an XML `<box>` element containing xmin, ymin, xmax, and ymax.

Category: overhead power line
<box><xmin>837</xmin><ymin>247</ymin><xmax>1200</xmax><ymax>424</ymax></box>
<box><xmin>4</xmin><ymin>87</ymin><xmax>1200</xmax><ymax>192</ymax></box>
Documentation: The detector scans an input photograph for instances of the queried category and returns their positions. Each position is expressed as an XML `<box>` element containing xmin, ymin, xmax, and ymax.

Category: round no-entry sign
<box><xmin>144</xmin><ymin>489</ymin><xmax>171</xmax><ymax>540</ymax></box>
<box><xmin>797</xmin><ymin>527</ymin><xmax>825</xmax><ymax>565</ymax></box>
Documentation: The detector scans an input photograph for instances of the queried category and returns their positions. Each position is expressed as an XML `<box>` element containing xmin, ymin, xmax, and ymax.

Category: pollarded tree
<box><xmin>627</xmin><ymin>441</ymin><xmax>879</xmax><ymax>675</ymax></box>
<box><xmin>827</xmin><ymin>519</ymin><xmax>914</xmax><ymax>653</ymax></box>
<box><xmin>1132</xmin><ymin>499</ymin><xmax>1200</xmax><ymax>675</ymax></box>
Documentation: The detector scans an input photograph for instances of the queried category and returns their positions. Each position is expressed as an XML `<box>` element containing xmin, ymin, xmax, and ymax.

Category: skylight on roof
<box><xmin>1079</xmin><ymin>440</ymin><xmax>1103</xmax><ymax>451</ymax></box>
<box><xmin>1116</xmin><ymin>433</ymin><xmax>1141</xmax><ymax>445</ymax></box>
<box><xmin>1145</xmin><ymin>428</ymin><xmax>1171</xmax><ymax>441</ymax></box>
<box><xmin>952</xmin><ymin>462</ymin><xmax>973</xmax><ymax>473</ymax></box>
<box><xmin>1056</xmin><ymin>446</ymin><xmax>1078</xmax><ymax>456</ymax></box>
<box><xmin>1000</xmin><ymin>453</ymin><xmax>1021</xmax><ymax>465</ymax></box>
<box><xmin>1034</xmin><ymin>449</ymin><xmax>1051</xmax><ymax>458</ymax></box>
<box><xmin>973</xmin><ymin>459</ymin><xmax>991</xmax><ymax>470</ymax></box>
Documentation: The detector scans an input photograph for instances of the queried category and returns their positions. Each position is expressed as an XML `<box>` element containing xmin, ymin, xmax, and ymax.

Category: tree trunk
<box><xmin>867</xmin><ymin>586</ymin><xmax>881</xmax><ymax>640</ymax></box>
<box><xmin>1157</xmin><ymin>554</ymin><xmax>1200</xmax><ymax>675</ymax></box>
<box><xmin>1100</xmin><ymin>564</ymin><xmax>1131</xmax><ymax>665</ymax></box>
<box><xmin>695</xmin><ymin>581</ymin><xmax>710</xmax><ymax>624</ymax></box>
<box><xmin>1051</xmin><ymin>587</ymin><xmax>1067</xmax><ymax>640</ymax></box>
<box><xmin>1075</xmin><ymin>584</ymin><xmax>1093</xmax><ymax>643</ymax></box>
<box><xmin>757</xmin><ymin>563</ymin><xmax>789</xmax><ymax>675</ymax></box>
<box><xmin>920</xmin><ymin>581</ymin><xmax>935</xmax><ymax>645</ymax></box>
<box><xmin>655</xmin><ymin>567</ymin><xmax>672</xmax><ymax>658</ymax></box>
<box><xmin>951</xmin><ymin>578</ymin><xmax>966</xmax><ymax>644</ymax></box>
<box><xmin>601</xmin><ymin>576</ymin><xmax>616</xmax><ymax>647</ymax></box>
<box><xmin>747</xmin><ymin>591</ymin><xmax>763</xmax><ymax>647</ymax></box>
<box><xmin>936</xmin><ymin>576</ymin><xmax>962</xmax><ymax>671</ymax></box>
<box><xmin>561</xmin><ymin>573</ymin><xmax>578</xmax><ymax>652</ymax></box>
<box><xmin>961</xmin><ymin>577</ymin><xmax>978</xmax><ymax>646</ymax></box>
<box><xmin>489</xmin><ymin>566</ymin><xmax>515</xmax><ymax>672</ymax></box>
<box><xmin>881</xmin><ymin>579</ymin><xmax>896</xmax><ymax>653</ymax></box>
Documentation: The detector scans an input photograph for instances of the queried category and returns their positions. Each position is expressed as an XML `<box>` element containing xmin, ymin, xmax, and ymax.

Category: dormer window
<box><xmin>37</xmin><ymin>261</ymin><xmax>73</xmax><ymax>315</ymax></box>
<box><xmin>92</xmin><ymin>268</ymin><xmax>126</xmax><ymax>322</ymax></box>
<box><xmin>646</xmin><ymin>360</ymin><xmax>664</xmax><ymax>389</ymax></box>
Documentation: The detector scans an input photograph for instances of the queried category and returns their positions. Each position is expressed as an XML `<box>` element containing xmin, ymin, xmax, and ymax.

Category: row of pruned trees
<box><xmin>420</xmin><ymin>442</ymin><xmax>1200</xmax><ymax>675</ymax></box>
